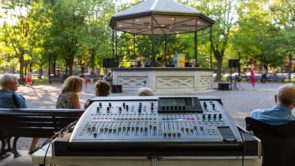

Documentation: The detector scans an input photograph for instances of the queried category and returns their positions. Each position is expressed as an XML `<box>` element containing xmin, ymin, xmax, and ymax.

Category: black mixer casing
<box><xmin>53</xmin><ymin>96</ymin><xmax>257</xmax><ymax>157</ymax></box>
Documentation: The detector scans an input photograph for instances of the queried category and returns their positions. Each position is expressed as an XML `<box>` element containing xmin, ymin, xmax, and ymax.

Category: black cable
<box><xmin>43</xmin><ymin>141</ymin><xmax>52</xmax><ymax>165</ymax></box>
<box><xmin>31</xmin><ymin>121</ymin><xmax>77</xmax><ymax>165</ymax></box>
<box><xmin>35</xmin><ymin>121</ymin><xmax>77</xmax><ymax>152</ymax></box>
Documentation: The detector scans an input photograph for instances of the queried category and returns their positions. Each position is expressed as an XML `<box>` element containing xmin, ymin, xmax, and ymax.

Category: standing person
<box><xmin>56</xmin><ymin>76</ymin><xmax>83</xmax><ymax>109</ymax></box>
<box><xmin>0</xmin><ymin>73</ymin><xmax>38</xmax><ymax>154</ymax></box>
<box><xmin>250</xmin><ymin>84</ymin><xmax>295</xmax><ymax>125</ymax></box>
<box><xmin>26</xmin><ymin>70</ymin><xmax>33</xmax><ymax>87</ymax></box>
<box><xmin>102</xmin><ymin>72</ymin><xmax>113</xmax><ymax>85</ymax></box>
<box><xmin>261</xmin><ymin>66</ymin><xmax>267</xmax><ymax>83</ymax></box>
<box><xmin>95</xmin><ymin>80</ymin><xmax>111</xmax><ymax>96</ymax></box>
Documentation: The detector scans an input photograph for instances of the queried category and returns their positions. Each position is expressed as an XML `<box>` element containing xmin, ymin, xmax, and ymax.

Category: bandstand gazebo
<box><xmin>109</xmin><ymin>0</ymin><xmax>215</xmax><ymax>92</ymax></box>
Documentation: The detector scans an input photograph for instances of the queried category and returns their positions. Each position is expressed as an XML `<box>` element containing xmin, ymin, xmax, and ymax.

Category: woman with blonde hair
<box><xmin>56</xmin><ymin>76</ymin><xmax>83</xmax><ymax>109</ymax></box>
<box><xmin>95</xmin><ymin>80</ymin><xmax>111</xmax><ymax>96</ymax></box>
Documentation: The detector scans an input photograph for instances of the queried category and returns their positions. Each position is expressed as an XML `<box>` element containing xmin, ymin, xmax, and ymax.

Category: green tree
<box><xmin>188</xmin><ymin>0</ymin><xmax>238</xmax><ymax>81</ymax></box>
<box><xmin>0</xmin><ymin>1</ymin><xmax>44</xmax><ymax>82</ymax></box>
<box><xmin>270</xmin><ymin>0</ymin><xmax>295</xmax><ymax>80</ymax></box>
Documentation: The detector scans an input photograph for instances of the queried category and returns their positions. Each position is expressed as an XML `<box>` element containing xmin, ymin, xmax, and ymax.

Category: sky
<box><xmin>0</xmin><ymin>0</ymin><xmax>136</xmax><ymax>27</ymax></box>
<box><xmin>0</xmin><ymin>5</ymin><xmax>28</xmax><ymax>26</ymax></box>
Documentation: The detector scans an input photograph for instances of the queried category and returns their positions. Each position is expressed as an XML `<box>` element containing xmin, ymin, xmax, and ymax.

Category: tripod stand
<box><xmin>228</xmin><ymin>59</ymin><xmax>244</xmax><ymax>91</ymax></box>
<box><xmin>230</xmin><ymin>75</ymin><xmax>244</xmax><ymax>90</ymax></box>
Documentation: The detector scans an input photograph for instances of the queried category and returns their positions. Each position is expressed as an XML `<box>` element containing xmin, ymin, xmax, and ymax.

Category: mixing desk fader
<box><xmin>54</xmin><ymin>96</ymin><xmax>257</xmax><ymax>157</ymax></box>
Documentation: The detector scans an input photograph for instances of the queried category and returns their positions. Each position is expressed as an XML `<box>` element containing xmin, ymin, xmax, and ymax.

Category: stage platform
<box><xmin>112</xmin><ymin>67</ymin><xmax>214</xmax><ymax>93</ymax></box>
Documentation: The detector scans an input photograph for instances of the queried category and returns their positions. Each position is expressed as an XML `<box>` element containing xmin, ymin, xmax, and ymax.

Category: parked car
<box><xmin>267</xmin><ymin>73</ymin><xmax>286</xmax><ymax>82</ymax></box>
<box><xmin>224</xmin><ymin>73</ymin><xmax>243</xmax><ymax>81</ymax></box>
<box><xmin>82</xmin><ymin>72</ymin><xmax>100</xmax><ymax>82</ymax></box>
<box><xmin>246</xmin><ymin>72</ymin><xmax>262</xmax><ymax>81</ymax></box>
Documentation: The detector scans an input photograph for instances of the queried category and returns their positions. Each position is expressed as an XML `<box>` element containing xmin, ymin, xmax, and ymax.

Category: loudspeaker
<box><xmin>218</xmin><ymin>83</ymin><xmax>230</xmax><ymax>90</ymax></box>
<box><xmin>112</xmin><ymin>85</ymin><xmax>122</xmax><ymax>93</ymax></box>
<box><xmin>228</xmin><ymin>59</ymin><xmax>239</xmax><ymax>68</ymax></box>
<box><xmin>103</xmin><ymin>58</ymin><xmax>117</xmax><ymax>68</ymax></box>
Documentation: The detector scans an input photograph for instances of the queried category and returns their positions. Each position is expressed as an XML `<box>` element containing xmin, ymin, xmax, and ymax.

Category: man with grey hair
<box><xmin>0</xmin><ymin>73</ymin><xmax>27</xmax><ymax>108</ymax></box>
<box><xmin>250</xmin><ymin>83</ymin><xmax>295</xmax><ymax>125</ymax></box>
<box><xmin>138</xmin><ymin>87</ymin><xmax>154</xmax><ymax>96</ymax></box>
<box><xmin>0</xmin><ymin>73</ymin><xmax>38</xmax><ymax>153</ymax></box>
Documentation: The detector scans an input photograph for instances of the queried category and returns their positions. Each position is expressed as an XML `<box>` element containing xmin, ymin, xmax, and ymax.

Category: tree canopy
<box><xmin>0</xmin><ymin>0</ymin><xmax>294</xmax><ymax>81</ymax></box>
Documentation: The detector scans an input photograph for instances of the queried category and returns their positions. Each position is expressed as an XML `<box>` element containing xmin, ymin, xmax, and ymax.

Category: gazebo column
<box><xmin>115</xmin><ymin>30</ymin><xmax>118</xmax><ymax>66</ymax></box>
<box><xmin>112</xmin><ymin>30</ymin><xmax>115</xmax><ymax>58</ymax></box>
<box><xmin>164</xmin><ymin>34</ymin><xmax>167</xmax><ymax>64</ymax></box>
<box><xmin>194</xmin><ymin>31</ymin><xmax>198</xmax><ymax>66</ymax></box>
<box><xmin>151</xmin><ymin>16</ymin><xmax>155</xmax><ymax>66</ymax></box>
<box><xmin>210</xmin><ymin>27</ymin><xmax>213</xmax><ymax>68</ymax></box>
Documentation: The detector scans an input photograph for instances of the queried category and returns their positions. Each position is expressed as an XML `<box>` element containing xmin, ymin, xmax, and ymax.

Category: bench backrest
<box><xmin>0</xmin><ymin>108</ymin><xmax>84</xmax><ymax>138</ymax></box>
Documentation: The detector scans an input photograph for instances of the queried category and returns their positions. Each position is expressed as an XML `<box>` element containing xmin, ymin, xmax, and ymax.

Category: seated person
<box><xmin>0</xmin><ymin>73</ymin><xmax>27</xmax><ymax>108</ymax></box>
<box><xmin>138</xmin><ymin>87</ymin><xmax>154</xmax><ymax>96</ymax></box>
<box><xmin>56</xmin><ymin>76</ymin><xmax>84</xmax><ymax>109</ymax></box>
<box><xmin>0</xmin><ymin>73</ymin><xmax>38</xmax><ymax>153</ymax></box>
<box><xmin>250</xmin><ymin>84</ymin><xmax>295</xmax><ymax>125</ymax></box>
<box><xmin>95</xmin><ymin>80</ymin><xmax>111</xmax><ymax>96</ymax></box>
<box><xmin>84</xmin><ymin>80</ymin><xmax>111</xmax><ymax>109</ymax></box>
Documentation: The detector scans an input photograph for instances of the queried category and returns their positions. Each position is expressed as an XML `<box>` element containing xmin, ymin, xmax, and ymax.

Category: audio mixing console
<box><xmin>53</xmin><ymin>96</ymin><xmax>258</xmax><ymax>157</ymax></box>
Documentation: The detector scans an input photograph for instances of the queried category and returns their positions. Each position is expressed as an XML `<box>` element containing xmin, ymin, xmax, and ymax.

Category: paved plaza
<box><xmin>0</xmin><ymin>81</ymin><xmax>291</xmax><ymax>165</ymax></box>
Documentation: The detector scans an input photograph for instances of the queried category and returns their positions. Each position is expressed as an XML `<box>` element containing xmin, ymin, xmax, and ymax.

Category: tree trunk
<box><xmin>91</xmin><ymin>48</ymin><xmax>95</xmax><ymax>71</ymax></box>
<box><xmin>288</xmin><ymin>53</ymin><xmax>292</xmax><ymax>82</ymax></box>
<box><xmin>66</xmin><ymin>55</ymin><xmax>74</xmax><ymax>76</ymax></box>
<box><xmin>19</xmin><ymin>53</ymin><xmax>25</xmax><ymax>84</ymax></box>
<box><xmin>215</xmin><ymin>55</ymin><xmax>223</xmax><ymax>81</ymax></box>
<box><xmin>53</xmin><ymin>60</ymin><xmax>56</xmax><ymax>77</ymax></box>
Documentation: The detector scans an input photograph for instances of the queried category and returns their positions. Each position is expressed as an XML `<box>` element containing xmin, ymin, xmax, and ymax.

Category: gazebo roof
<box><xmin>110</xmin><ymin>0</ymin><xmax>215</xmax><ymax>35</ymax></box>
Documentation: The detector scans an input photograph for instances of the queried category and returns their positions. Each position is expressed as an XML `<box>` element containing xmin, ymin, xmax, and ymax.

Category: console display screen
<box><xmin>160</xmin><ymin>98</ymin><xmax>192</xmax><ymax>106</ymax></box>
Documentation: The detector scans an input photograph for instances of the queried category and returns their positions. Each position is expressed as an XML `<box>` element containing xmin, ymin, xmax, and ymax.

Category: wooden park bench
<box><xmin>0</xmin><ymin>108</ymin><xmax>84</xmax><ymax>158</ymax></box>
